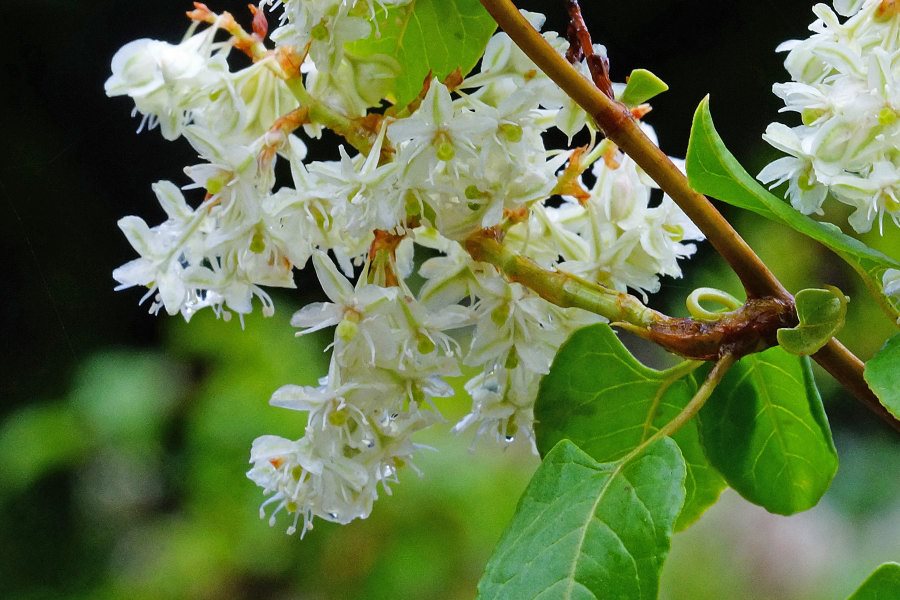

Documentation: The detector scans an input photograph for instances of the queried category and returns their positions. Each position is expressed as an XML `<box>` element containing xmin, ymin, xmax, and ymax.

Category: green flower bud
<box><xmin>328</xmin><ymin>409</ymin><xmax>349</xmax><ymax>426</ymax></box>
<box><xmin>206</xmin><ymin>175</ymin><xmax>227</xmax><ymax>195</ymax></box>
<box><xmin>662</xmin><ymin>223</ymin><xmax>684</xmax><ymax>241</ymax></box>
<box><xmin>434</xmin><ymin>130</ymin><xmax>455</xmax><ymax>161</ymax></box>
<box><xmin>465</xmin><ymin>185</ymin><xmax>483</xmax><ymax>199</ymax></box>
<box><xmin>801</xmin><ymin>107</ymin><xmax>827</xmax><ymax>126</ymax></box>
<box><xmin>499</xmin><ymin>123</ymin><xmax>523</xmax><ymax>143</ymax></box>
<box><xmin>336</xmin><ymin>319</ymin><xmax>358</xmax><ymax>341</ymax></box>
<box><xmin>250</xmin><ymin>229</ymin><xmax>266</xmax><ymax>254</ymax></box>
<box><xmin>311</xmin><ymin>22</ymin><xmax>329</xmax><ymax>41</ymax></box>
<box><xmin>491</xmin><ymin>304</ymin><xmax>509</xmax><ymax>327</ymax></box>
<box><xmin>878</xmin><ymin>106</ymin><xmax>898</xmax><ymax>126</ymax></box>
<box><xmin>417</xmin><ymin>334</ymin><xmax>436</xmax><ymax>354</ymax></box>
<box><xmin>436</xmin><ymin>141</ymin><xmax>455</xmax><ymax>161</ymax></box>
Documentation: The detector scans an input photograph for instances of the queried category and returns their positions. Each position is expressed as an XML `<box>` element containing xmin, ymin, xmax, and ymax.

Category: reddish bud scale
<box><xmin>552</xmin><ymin>146</ymin><xmax>592</xmax><ymax>204</ymax></box>
<box><xmin>877</xmin><ymin>0</ymin><xmax>899</xmax><ymax>19</ymax></box>
<box><xmin>249</xmin><ymin>3</ymin><xmax>269</xmax><ymax>39</ymax></box>
<box><xmin>630</xmin><ymin>105</ymin><xmax>653</xmax><ymax>120</ymax></box>
<box><xmin>602</xmin><ymin>144</ymin><xmax>622</xmax><ymax>169</ymax></box>
<box><xmin>186</xmin><ymin>3</ymin><xmax>215</xmax><ymax>23</ymax></box>
<box><xmin>276</xmin><ymin>45</ymin><xmax>306</xmax><ymax>79</ymax></box>
<box><xmin>443</xmin><ymin>68</ymin><xmax>465</xmax><ymax>91</ymax></box>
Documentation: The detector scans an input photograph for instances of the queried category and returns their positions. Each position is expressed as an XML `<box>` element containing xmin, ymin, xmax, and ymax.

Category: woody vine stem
<box><xmin>474</xmin><ymin>0</ymin><xmax>900</xmax><ymax>431</ymax></box>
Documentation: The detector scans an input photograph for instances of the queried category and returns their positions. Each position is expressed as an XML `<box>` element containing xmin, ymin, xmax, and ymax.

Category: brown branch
<box><xmin>815</xmin><ymin>340</ymin><xmax>899</xmax><ymax>430</ymax></box>
<box><xmin>563</xmin><ymin>0</ymin><xmax>614</xmax><ymax>98</ymax></box>
<box><xmin>478</xmin><ymin>0</ymin><xmax>900</xmax><ymax>433</ymax></box>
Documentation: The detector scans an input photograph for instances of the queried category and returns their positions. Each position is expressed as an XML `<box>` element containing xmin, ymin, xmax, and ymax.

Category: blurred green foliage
<box><xmin>0</xmin><ymin>306</ymin><xmax>537</xmax><ymax>599</ymax></box>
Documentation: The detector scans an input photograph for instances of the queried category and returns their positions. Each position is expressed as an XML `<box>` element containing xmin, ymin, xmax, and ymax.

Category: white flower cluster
<box><xmin>107</xmin><ymin>5</ymin><xmax>702</xmax><ymax>534</ymax></box>
<box><xmin>759</xmin><ymin>0</ymin><xmax>900</xmax><ymax>234</ymax></box>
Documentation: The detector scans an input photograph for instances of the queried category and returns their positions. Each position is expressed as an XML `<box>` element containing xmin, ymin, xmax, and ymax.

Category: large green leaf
<box><xmin>698</xmin><ymin>346</ymin><xmax>838</xmax><ymax>515</ymax></box>
<box><xmin>535</xmin><ymin>324</ymin><xmax>725</xmax><ymax>530</ymax></box>
<box><xmin>864</xmin><ymin>333</ymin><xmax>900</xmax><ymax>420</ymax></box>
<box><xmin>685</xmin><ymin>97</ymin><xmax>900</xmax><ymax>322</ymax></box>
<box><xmin>477</xmin><ymin>438</ymin><xmax>685</xmax><ymax>600</ymax></box>
<box><xmin>848</xmin><ymin>563</ymin><xmax>900</xmax><ymax>600</ymax></box>
<box><xmin>348</xmin><ymin>0</ymin><xmax>496</xmax><ymax>107</ymax></box>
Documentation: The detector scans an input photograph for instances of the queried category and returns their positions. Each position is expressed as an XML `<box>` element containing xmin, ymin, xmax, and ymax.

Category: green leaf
<box><xmin>848</xmin><ymin>563</ymin><xmax>900</xmax><ymax>600</ymax></box>
<box><xmin>535</xmin><ymin>324</ymin><xmax>725</xmax><ymax>530</ymax></box>
<box><xmin>0</xmin><ymin>402</ymin><xmax>89</xmax><ymax>495</ymax></box>
<box><xmin>348</xmin><ymin>0</ymin><xmax>496</xmax><ymax>107</ymax></box>
<box><xmin>477</xmin><ymin>438</ymin><xmax>685</xmax><ymax>600</ymax></box>
<box><xmin>864</xmin><ymin>334</ymin><xmax>900</xmax><ymax>420</ymax></box>
<box><xmin>777</xmin><ymin>286</ymin><xmax>849</xmax><ymax>355</ymax></box>
<box><xmin>618</xmin><ymin>68</ymin><xmax>669</xmax><ymax>107</ymax></box>
<box><xmin>69</xmin><ymin>351</ymin><xmax>185</xmax><ymax>445</ymax></box>
<box><xmin>698</xmin><ymin>346</ymin><xmax>838</xmax><ymax>515</ymax></box>
<box><xmin>686</xmin><ymin>96</ymin><xmax>900</xmax><ymax>322</ymax></box>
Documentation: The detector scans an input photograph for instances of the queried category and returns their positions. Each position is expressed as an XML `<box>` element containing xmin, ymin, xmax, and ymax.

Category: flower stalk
<box><xmin>465</xmin><ymin>229</ymin><xmax>660</xmax><ymax>328</ymax></box>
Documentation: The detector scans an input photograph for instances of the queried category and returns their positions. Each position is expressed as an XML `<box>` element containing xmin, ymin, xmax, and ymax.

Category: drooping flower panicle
<box><xmin>107</xmin><ymin>4</ymin><xmax>703</xmax><ymax>534</ymax></box>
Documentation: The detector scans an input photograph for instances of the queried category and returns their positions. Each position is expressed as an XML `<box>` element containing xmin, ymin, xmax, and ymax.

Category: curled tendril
<box><xmin>686</xmin><ymin>287</ymin><xmax>743</xmax><ymax>322</ymax></box>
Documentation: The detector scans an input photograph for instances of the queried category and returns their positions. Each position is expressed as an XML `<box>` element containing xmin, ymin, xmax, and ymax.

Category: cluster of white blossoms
<box><xmin>758</xmin><ymin>0</ymin><xmax>899</xmax><ymax>235</ymax></box>
<box><xmin>107</xmin><ymin>3</ymin><xmax>703</xmax><ymax>534</ymax></box>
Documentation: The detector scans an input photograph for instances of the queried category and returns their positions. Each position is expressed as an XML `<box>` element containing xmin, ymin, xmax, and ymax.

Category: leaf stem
<box><xmin>641</xmin><ymin>360</ymin><xmax>704</xmax><ymax>441</ymax></box>
<box><xmin>625</xmin><ymin>354</ymin><xmax>735</xmax><ymax>463</ymax></box>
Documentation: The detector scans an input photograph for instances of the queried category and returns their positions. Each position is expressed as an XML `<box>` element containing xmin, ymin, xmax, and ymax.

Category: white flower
<box><xmin>463</xmin><ymin>10</ymin><xmax>564</xmax><ymax>107</ymax></box>
<box><xmin>760</xmin><ymin>0</ymin><xmax>900</xmax><ymax>233</ymax></box>
<box><xmin>415</xmin><ymin>230</ymin><xmax>480</xmax><ymax>308</ymax></box>
<box><xmin>546</xmin><ymin>144</ymin><xmax>704</xmax><ymax>297</ymax></box>
<box><xmin>291</xmin><ymin>252</ymin><xmax>399</xmax><ymax>368</ymax></box>
<box><xmin>388</xmin><ymin>80</ymin><xmax>495</xmax><ymax>180</ymax></box>
<box><xmin>105</xmin><ymin>27</ymin><xmax>228</xmax><ymax>140</ymax></box>
<box><xmin>113</xmin><ymin>181</ymin><xmax>211</xmax><ymax>317</ymax></box>
<box><xmin>466</xmin><ymin>276</ymin><xmax>596</xmax><ymax>375</ymax></box>
<box><xmin>315</xmin><ymin>130</ymin><xmax>406</xmax><ymax>236</ymax></box>
<box><xmin>196</xmin><ymin>57</ymin><xmax>300</xmax><ymax>144</ymax></box>
<box><xmin>247</xmin><ymin>432</ymin><xmax>376</xmax><ymax>534</ymax></box>
<box><xmin>271</xmin><ymin>376</ymin><xmax>363</xmax><ymax>430</ymax></box>
<box><xmin>246</xmin><ymin>435</ymin><xmax>320</xmax><ymax>535</ymax></box>
<box><xmin>454</xmin><ymin>364</ymin><xmax>540</xmax><ymax>447</ymax></box>
<box><xmin>830</xmin><ymin>160</ymin><xmax>900</xmax><ymax>232</ymax></box>
<box><xmin>759</xmin><ymin>123</ymin><xmax>830</xmax><ymax>215</ymax></box>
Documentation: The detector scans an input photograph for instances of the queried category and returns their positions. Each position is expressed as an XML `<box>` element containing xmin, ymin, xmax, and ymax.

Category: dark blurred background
<box><xmin>1</xmin><ymin>1</ymin><xmax>897</xmax><ymax>599</ymax></box>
